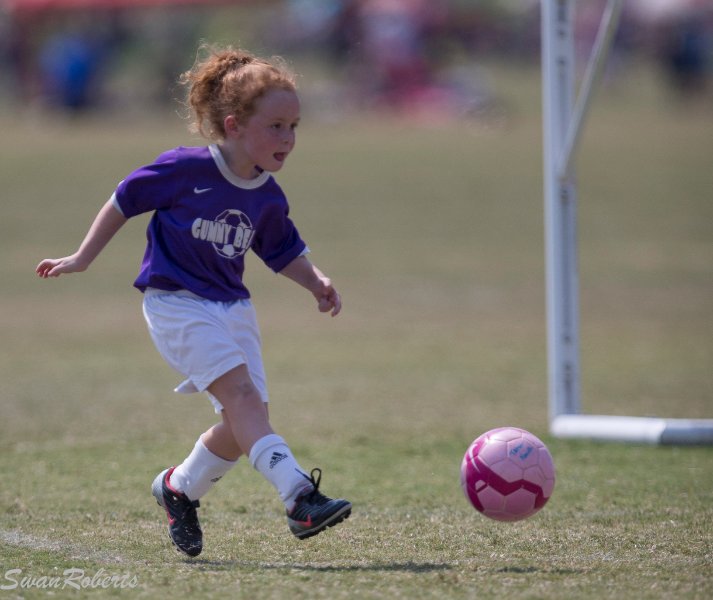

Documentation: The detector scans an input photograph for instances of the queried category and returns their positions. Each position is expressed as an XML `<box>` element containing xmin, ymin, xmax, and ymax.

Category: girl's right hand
<box><xmin>36</xmin><ymin>199</ymin><xmax>128</xmax><ymax>280</ymax></box>
<box><xmin>36</xmin><ymin>255</ymin><xmax>87</xmax><ymax>278</ymax></box>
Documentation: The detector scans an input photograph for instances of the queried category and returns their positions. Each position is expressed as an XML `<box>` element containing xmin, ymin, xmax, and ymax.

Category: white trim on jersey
<box><xmin>110</xmin><ymin>191</ymin><xmax>125</xmax><ymax>217</ymax></box>
<box><xmin>209</xmin><ymin>144</ymin><xmax>272</xmax><ymax>190</ymax></box>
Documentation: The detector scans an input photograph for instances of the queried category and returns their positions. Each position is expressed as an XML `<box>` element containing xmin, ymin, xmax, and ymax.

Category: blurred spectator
<box><xmin>0</xmin><ymin>10</ymin><xmax>35</xmax><ymax>107</ymax></box>
<box><xmin>662</xmin><ymin>14</ymin><xmax>711</xmax><ymax>97</ymax></box>
<box><xmin>327</xmin><ymin>0</ymin><xmax>496</xmax><ymax>118</ymax></box>
<box><xmin>40</xmin><ymin>12</ymin><xmax>130</xmax><ymax>113</ymax></box>
<box><xmin>362</xmin><ymin>0</ymin><xmax>452</xmax><ymax>109</ymax></box>
<box><xmin>39</xmin><ymin>29</ymin><xmax>100</xmax><ymax>111</ymax></box>
<box><xmin>0</xmin><ymin>8</ymin><xmax>127</xmax><ymax>114</ymax></box>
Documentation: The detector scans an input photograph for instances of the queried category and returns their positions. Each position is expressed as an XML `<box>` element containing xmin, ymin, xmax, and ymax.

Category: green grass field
<box><xmin>1</xmin><ymin>60</ymin><xmax>712</xmax><ymax>599</ymax></box>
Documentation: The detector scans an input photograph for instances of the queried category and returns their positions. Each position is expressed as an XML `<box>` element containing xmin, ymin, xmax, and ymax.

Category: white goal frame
<box><xmin>541</xmin><ymin>0</ymin><xmax>713</xmax><ymax>445</ymax></box>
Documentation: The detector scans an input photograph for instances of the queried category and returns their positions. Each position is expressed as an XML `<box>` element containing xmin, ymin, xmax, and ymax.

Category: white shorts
<box><xmin>142</xmin><ymin>288</ymin><xmax>268</xmax><ymax>414</ymax></box>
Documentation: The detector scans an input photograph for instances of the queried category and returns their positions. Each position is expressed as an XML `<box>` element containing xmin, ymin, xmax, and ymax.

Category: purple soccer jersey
<box><xmin>112</xmin><ymin>145</ymin><xmax>307</xmax><ymax>301</ymax></box>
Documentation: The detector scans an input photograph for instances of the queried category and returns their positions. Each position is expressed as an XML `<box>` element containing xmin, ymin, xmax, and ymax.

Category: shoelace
<box><xmin>179</xmin><ymin>502</ymin><xmax>201</xmax><ymax>534</ymax></box>
<box><xmin>298</xmin><ymin>468</ymin><xmax>330</xmax><ymax>505</ymax></box>
<box><xmin>169</xmin><ymin>494</ymin><xmax>201</xmax><ymax>529</ymax></box>
<box><xmin>186</xmin><ymin>505</ymin><xmax>200</xmax><ymax>528</ymax></box>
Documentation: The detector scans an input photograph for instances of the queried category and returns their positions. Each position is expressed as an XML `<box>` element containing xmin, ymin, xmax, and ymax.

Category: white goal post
<box><xmin>540</xmin><ymin>0</ymin><xmax>713</xmax><ymax>445</ymax></box>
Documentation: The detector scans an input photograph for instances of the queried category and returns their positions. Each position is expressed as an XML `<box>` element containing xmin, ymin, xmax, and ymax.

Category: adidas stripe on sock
<box><xmin>248</xmin><ymin>434</ymin><xmax>310</xmax><ymax>511</ymax></box>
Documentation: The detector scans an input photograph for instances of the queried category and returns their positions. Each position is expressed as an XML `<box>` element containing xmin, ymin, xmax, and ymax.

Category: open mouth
<box><xmin>274</xmin><ymin>152</ymin><xmax>287</xmax><ymax>162</ymax></box>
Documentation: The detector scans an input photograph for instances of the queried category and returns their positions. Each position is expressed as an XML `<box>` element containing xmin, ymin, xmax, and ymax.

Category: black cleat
<box><xmin>287</xmin><ymin>468</ymin><xmax>351</xmax><ymax>540</ymax></box>
<box><xmin>152</xmin><ymin>467</ymin><xmax>203</xmax><ymax>557</ymax></box>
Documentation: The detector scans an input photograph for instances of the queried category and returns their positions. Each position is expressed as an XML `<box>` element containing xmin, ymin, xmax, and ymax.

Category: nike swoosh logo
<box><xmin>193</xmin><ymin>187</ymin><xmax>212</xmax><ymax>194</ymax></box>
<box><xmin>294</xmin><ymin>515</ymin><xmax>312</xmax><ymax>528</ymax></box>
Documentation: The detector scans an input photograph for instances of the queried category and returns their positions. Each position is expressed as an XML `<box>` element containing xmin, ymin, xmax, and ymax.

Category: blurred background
<box><xmin>1</xmin><ymin>0</ymin><xmax>712</xmax><ymax>120</ymax></box>
<box><xmin>1</xmin><ymin>0</ymin><xmax>711</xmax><ymax>434</ymax></box>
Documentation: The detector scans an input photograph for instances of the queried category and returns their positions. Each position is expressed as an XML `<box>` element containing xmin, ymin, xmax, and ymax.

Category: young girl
<box><xmin>36</xmin><ymin>44</ymin><xmax>351</xmax><ymax>557</ymax></box>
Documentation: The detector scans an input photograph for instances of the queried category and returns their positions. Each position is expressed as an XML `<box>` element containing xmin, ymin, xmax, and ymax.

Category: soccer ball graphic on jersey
<box><xmin>460</xmin><ymin>427</ymin><xmax>555</xmax><ymax>521</ymax></box>
<box><xmin>214</xmin><ymin>209</ymin><xmax>255</xmax><ymax>259</ymax></box>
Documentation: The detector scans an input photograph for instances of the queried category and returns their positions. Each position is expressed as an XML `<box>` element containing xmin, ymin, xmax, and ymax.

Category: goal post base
<box><xmin>551</xmin><ymin>414</ymin><xmax>713</xmax><ymax>445</ymax></box>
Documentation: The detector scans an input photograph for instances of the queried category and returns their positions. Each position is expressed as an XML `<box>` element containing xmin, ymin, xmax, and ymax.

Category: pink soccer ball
<box><xmin>460</xmin><ymin>427</ymin><xmax>555</xmax><ymax>522</ymax></box>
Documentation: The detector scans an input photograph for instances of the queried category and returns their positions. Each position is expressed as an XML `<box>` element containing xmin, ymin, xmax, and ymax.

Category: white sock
<box><xmin>169</xmin><ymin>438</ymin><xmax>238</xmax><ymax>501</ymax></box>
<box><xmin>248</xmin><ymin>434</ymin><xmax>310</xmax><ymax>511</ymax></box>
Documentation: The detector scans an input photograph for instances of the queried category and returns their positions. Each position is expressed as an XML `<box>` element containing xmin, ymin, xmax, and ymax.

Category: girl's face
<box><xmin>231</xmin><ymin>88</ymin><xmax>300</xmax><ymax>178</ymax></box>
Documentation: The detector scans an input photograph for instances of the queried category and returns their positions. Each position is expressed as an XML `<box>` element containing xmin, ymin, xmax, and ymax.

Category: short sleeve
<box><xmin>252</xmin><ymin>200</ymin><xmax>307</xmax><ymax>273</ymax></box>
<box><xmin>113</xmin><ymin>149</ymin><xmax>180</xmax><ymax>218</ymax></box>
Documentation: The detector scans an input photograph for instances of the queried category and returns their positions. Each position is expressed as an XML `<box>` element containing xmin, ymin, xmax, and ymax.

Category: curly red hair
<box><xmin>180</xmin><ymin>43</ymin><xmax>297</xmax><ymax>141</ymax></box>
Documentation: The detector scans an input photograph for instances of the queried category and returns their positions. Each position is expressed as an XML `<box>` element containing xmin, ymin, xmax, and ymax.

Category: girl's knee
<box><xmin>234</xmin><ymin>380</ymin><xmax>264</xmax><ymax>405</ymax></box>
<box><xmin>216</xmin><ymin>380</ymin><xmax>264</xmax><ymax>413</ymax></box>
<box><xmin>209</xmin><ymin>366</ymin><xmax>256</xmax><ymax>398</ymax></box>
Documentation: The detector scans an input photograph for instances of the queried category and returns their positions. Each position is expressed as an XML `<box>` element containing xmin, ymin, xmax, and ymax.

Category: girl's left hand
<box><xmin>316</xmin><ymin>285</ymin><xmax>342</xmax><ymax>317</ymax></box>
